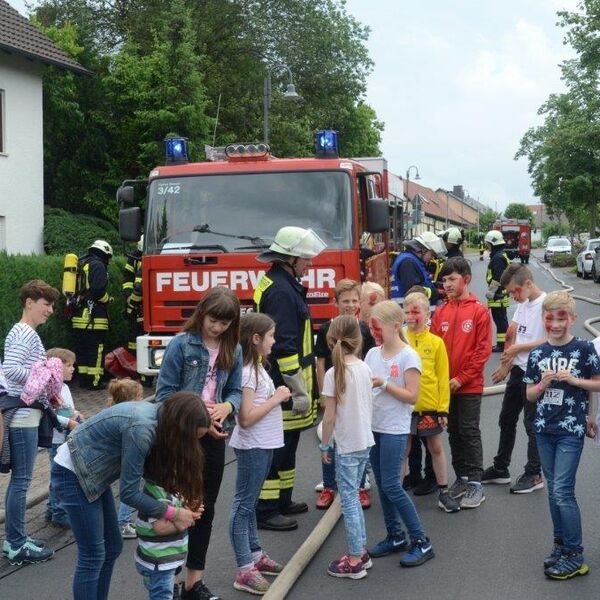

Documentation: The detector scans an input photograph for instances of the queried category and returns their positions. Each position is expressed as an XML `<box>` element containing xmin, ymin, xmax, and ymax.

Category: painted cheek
<box><xmin>454</xmin><ymin>278</ymin><xmax>466</xmax><ymax>295</ymax></box>
<box><xmin>370</xmin><ymin>319</ymin><xmax>383</xmax><ymax>345</ymax></box>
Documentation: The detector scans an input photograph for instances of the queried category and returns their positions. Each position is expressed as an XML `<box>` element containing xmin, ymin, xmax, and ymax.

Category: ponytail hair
<box><xmin>370</xmin><ymin>300</ymin><xmax>408</xmax><ymax>343</ymax></box>
<box><xmin>326</xmin><ymin>315</ymin><xmax>362</xmax><ymax>405</ymax></box>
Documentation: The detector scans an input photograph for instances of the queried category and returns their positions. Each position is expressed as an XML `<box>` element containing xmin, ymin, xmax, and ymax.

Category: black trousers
<box><xmin>407</xmin><ymin>436</ymin><xmax>434</xmax><ymax>479</ymax></box>
<box><xmin>257</xmin><ymin>429</ymin><xmax>301</xmax><ymax>519</ymax></box>
<box><xmin>186</xmin><ymin>435</ymin><xmax>225</xmax><ymax>571</ymax></box>
<box><xmin>72</xmin><ymin>328</ymin><xmax>106</xmax><ymax>388</ymax></box>
<box><xmin>490</xmin><ymin>306</ymin><xmax>508</xmax><ymax>345</ymax></box>
<box><xmin>448</xmin><ymin>394</ymin><xmax>483</xmax><ymax>481</ymax></box>
<box><xmin>494</xmin><ymin>366</ymin><xmax>541</xmax><ymax>475</ymax></box>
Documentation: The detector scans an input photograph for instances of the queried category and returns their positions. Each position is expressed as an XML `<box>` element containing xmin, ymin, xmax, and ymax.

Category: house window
<box><xmin>0</xmin><ymin>90</ymin><xmax>4</xmax><ymax>153</ymax></box>
<box><xmin>0</xmin><ymin>216</ymin><xmax>6</xmax><ymax>251</ymax></box>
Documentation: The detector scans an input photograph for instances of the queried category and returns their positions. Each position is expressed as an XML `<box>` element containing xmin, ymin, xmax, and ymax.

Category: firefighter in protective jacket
<box><xmin>253</xmin><ymin>226</ymin><xmax>326</xmax><ymax>531</ymax></box>
<box><xmin>485</xmin><ymin>230</ymin><xmax>510</xmax><ymax>353</ymax></box>
<box><xmin>71</xmin><ymin>240</ymin><xmax>113</xmax><ymax>389</ymax></box>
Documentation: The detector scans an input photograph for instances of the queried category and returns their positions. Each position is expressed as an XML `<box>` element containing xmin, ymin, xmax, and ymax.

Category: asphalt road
<box><xmin>3</xmin><ymin>251</ymin><xmax>600</xmax><ymax>600</ymax></box>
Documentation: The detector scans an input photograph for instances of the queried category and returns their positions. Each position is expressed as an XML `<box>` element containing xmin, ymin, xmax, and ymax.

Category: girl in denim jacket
<box><xmin>156</xmin><ymin>287</ymin><xmax>243</xmax><ymax>600</ymax></box>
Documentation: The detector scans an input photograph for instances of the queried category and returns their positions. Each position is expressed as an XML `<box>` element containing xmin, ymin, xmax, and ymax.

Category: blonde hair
<box><xmin>542</xmin><ymin>291</ymin><xmax>576</xmax><ymax>316</ymax></box>
<box><xmin>334</xmin><ymin>279</ymin><xmax>361</xmax><ymax>301</ymax></box>
<box><xmin>107</xmin><ymin>378</ymin><xmax>144</xmax><ymax>406</ymax></box>
<box><xmin>326</xmin><ymin>315</ymin><xmax>362</xmax><ymax>405</ymax></box>
<box><xmin>360</xmin><ymin>281</ymin><xmax>385</xmax><ymax>301</ymax></box>
<box><xmin>370</xmin><ymin>300</ymin><xmax>408</xmax><ymax>343</ymax></box>
<box><xmin>46</xmin><ymin>347</ymin><xmax>76</xmax><ymax>364</ymax></box>
<box><xmin>403</xmin><ymin>292</ymin><xmax>430</xmax><ymax>314</ymax></box>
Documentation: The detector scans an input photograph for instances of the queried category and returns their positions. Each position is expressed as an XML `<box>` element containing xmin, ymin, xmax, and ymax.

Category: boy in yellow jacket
<box><xmin>404</xmin><ymin>292</ymin><xmax>460</xmax><ymax>513</ymax></box>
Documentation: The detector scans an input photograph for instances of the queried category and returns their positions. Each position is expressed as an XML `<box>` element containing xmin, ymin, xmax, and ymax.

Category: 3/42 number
<box><xmin>157</xmin><ymin>184</ymin><xmax>181</xmax><ymax>195</ymax></box>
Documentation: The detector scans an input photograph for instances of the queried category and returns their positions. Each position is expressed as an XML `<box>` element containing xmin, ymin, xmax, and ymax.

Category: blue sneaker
<box><xmin>2</xmin><ymin>537</ymin><xmax>46</xmax><ymax>557</ymax></box>
<box><xmin>6</xmin><ymin>540</ymin><xmax>54</xmax><ymax>566</ymax></box>
<box><xmin>543</xmin><ymin>540</ymin><xmax>563</xmax><ymax>569</ymax></box>
<box><xmin>544</xmin><ymin>549</ymin><xmax>589</xmax><ymax>580</ymax></box>
<box><xmin>368</xmin><ymin>533</ymin><xmax>409</xmax><ymax>557</ymax></box>
<box><xmin>399</xmin><ymin>537</ymin><xmax>435</xmax><ymax>567</ymax></box>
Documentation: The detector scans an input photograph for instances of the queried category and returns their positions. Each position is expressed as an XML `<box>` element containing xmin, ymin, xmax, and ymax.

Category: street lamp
<box><xmin>263</xmin><ymin>64</ymin><xmax>302</xmax><ymax>145</ymax></box>
<box><xmin>403</xmin><ymin>165</ymin><xmax>420</xmax><ymax>240</ymax></box>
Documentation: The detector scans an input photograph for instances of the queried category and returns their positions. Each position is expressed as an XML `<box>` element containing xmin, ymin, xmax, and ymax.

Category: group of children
<box><xmin>7</xmin><ymin>253</ymin><xmax>600</xmax><ymax>597</ymax></box>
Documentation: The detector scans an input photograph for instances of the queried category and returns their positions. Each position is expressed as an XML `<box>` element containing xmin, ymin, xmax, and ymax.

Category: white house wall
<box><xmin>0</xmin><ymin>53</ymin><xmax>44</xmax><ymax>255</ymax></box>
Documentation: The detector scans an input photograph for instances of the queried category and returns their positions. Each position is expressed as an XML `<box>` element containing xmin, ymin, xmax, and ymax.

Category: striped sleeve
<box><xmin>4</xmin><ymin>324</ymin><xmax>46</xmax><ymax>396</ymax></box>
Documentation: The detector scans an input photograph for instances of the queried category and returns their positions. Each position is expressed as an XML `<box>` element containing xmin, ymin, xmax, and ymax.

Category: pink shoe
<box><xmin>254</xmin><ymin>552</ymin><xmax>283</xmax><ymax>576</ymax></box>
<box><xmin>233</xmin><ymin>567</ymin><xmax>270</xmax><ymax>595</ymax></box>
<box><xmin>327</xmin><ymin>555</ymin><xmax>367</xmax><ymax>579</ymax></box>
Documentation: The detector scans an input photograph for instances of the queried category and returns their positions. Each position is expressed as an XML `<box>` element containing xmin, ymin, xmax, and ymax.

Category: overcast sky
<box><xmin>9</xmin><ymin>0</ymin><xmax>579</xmax><ymax>211</ymax></box>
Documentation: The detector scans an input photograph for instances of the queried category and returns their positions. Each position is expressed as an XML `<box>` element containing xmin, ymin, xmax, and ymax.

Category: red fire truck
<box><xmin>118</xmin><ymin>132</ymin><xmax>396</xmax><ymax>374</ymax></box>
<box><xmin>493</xmin><ymin>219</ymin><xmax>531</xmax><ymax>264</ymax></box>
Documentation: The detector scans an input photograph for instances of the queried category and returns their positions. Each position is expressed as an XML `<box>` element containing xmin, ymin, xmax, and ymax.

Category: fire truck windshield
<box><xmin>145</xmin><ymin>171</ymin><xmax>352</xmax><ymax>253</ymax></box>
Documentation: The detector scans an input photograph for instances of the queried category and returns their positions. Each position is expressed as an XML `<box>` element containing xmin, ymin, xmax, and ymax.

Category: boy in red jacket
<box><xmin>431</xmin><ymin>257</ymin><xmax>492</xmax><ymax>509</ymax></box>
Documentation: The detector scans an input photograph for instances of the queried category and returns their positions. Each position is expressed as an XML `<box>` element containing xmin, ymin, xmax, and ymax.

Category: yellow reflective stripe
<box><xmin>98</xmin><ymin>292</ymin><xmax>110</xmax><ymax>303</ymax></box>
<box><xmin>125</xmin><ymin>262</ymin><xmax>135</xmax><ymax>274</ymax></box>
<box><xmin>92</xmin><ymin>344</ymin><xmax>104</xmax><ymax>386</ymax></box>
<box><xmin>122</xmin><ymin>282</ymin><xmax>134</xmax><ymax>291</ymax></box>
<box><xmin>127</xmin><ymin>341</ymin><xmax>137</xmax><ymax>350</ymax></box>
<box><xmin>253</xmin><ymin>275</ymin><xmax>274</xmax><ymax>309</ymax></box>
<box><xmin>261</xmin><ymin>479</ymin><xmax>280</xmax><ymax>490</ymax></box>
<box><xmin>259</xmin><ymin>489</ymin><xmax>280</xmax><ymax>500</ymax></box>
<box><xmin>277</xmin><ymin>354</ymin><xmax>300</xmax><ymax>372</ymax></box>
<box><xmin>279</xmin><ymin>469</ymin><xmax>295</xmax><ymax>489</ymax></box>
<box><xmin>496</xmin><ymin>333</ymin><xmax>507</xmax><ymax>342</ymax></box>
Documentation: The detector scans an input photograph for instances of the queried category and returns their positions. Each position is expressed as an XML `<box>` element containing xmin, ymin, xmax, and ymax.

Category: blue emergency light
<box><xmin>315</xmin><ymin>130</ymin><xmax>339</xmax><ymax>158</ymax></box>
<box><xmin>164</xmin><ymin>136</ymin><xmax>189</xmax><ymax>164</ymax></box>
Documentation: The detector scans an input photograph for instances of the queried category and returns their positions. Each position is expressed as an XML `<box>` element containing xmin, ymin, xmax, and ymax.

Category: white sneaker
<box><xmin>314</xmin><ymin>481</ymin><xmax>324</xmax><ymax>492</ymax></box>
<box><xmin>120</xmin><ymin>523</ymin><xmax>137</xmax><ymax>539</ymax></box>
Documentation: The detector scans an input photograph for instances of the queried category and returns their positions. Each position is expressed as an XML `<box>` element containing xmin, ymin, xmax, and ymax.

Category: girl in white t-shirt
<box><xmin>364</xmin><ymin>301</ymin><xmax>434</xmax><ymax>567</ymax></box>
<box><xmin>229</xmin><ymin>313</ymin><xmax>290</xmax><ymax>595</ymax></box>
<box><xmin>321</xmin><ymin>315</ymin><xmax>375</xmax><ymax>580</ymax></box>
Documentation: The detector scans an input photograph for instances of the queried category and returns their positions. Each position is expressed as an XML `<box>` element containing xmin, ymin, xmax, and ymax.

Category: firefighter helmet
<box><xmin>257</xmin><ymin>226</ymin><xmax>327</xmax><ymax>263</ymax></box>
<box><xmin>415</xmin><ymin>231</ymin><xmax>447</xmax><ymax>258</ymax></box>
<box><xmin>442</xmin><ymin>227</ymin><xmax>464</xmax><ymax>245</ymax></box>
<box><xmin>89</xmin><ymin>239</ymin><xmax>113</xmax><ymax>258</ymax></box>
<box><xmin>484</xmin><ymin>230</ymin><xmax>505</xmax><ymax>246</ymax></box>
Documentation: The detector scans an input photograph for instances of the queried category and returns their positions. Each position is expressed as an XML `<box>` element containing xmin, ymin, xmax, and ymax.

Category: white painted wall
<box><xmin>0</xmin><ymin>53</ymin><xmax>44</xmax><ymax>254</ymax></box>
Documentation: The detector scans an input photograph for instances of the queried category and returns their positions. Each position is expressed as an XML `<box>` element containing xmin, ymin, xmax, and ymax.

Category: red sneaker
<box><xmin>316</xmin><ymin>488</ymin><xmax>335</xmax><ymax>509</ymax></box>
<box><xmin>359</xmin><ymin>489</ymin><xmax>371</xmax><ymax>509</ymax></box>
<box><xmin>327</xmin><ymin>555</ymin><xmax>367</xmax><ymax>579</ymax></box>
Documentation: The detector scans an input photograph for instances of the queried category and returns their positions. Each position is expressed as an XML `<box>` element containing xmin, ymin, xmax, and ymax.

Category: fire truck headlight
<box><xmin>151</xmin><ymin>348</ymin><xmax>166</xmax><ymax>369</ymax></box>
<box><xmin>315</xmin><ymin>130</ymin><xmax>339</xmax><ymax>158</ymax></box>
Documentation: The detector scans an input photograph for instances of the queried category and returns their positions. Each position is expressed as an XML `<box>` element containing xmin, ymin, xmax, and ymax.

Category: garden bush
<box><xmin>44</xmin><ymin>207</ymin><xmax>133</xmax><ymax>256</ymax></box>
<box><xmin>550</xmin><ymin>254</ymin><xmax>576</xmax><ymax>268</ymax></box>
<box><xmin>0</xmin><ymin>253</ymin><xmax>130</xmax><ymax>358</ymax></box>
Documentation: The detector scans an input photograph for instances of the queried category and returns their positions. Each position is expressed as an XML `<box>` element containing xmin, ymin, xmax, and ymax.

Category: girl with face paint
<box><xmin>403</xmin><ymin>293</ymin><xmax>459</xmax><ymax>513</ymax></box>
<box><xmin>364</xmin><ymin>301</ymin><xmax>435</xmax><ymax>566</ymax></box>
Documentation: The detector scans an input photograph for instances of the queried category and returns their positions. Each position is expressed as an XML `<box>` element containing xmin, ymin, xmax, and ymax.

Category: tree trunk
<box><xmin>591</xmin><ymin>198</ymin><xmax>598</xmax><ymax>238</ymax></box>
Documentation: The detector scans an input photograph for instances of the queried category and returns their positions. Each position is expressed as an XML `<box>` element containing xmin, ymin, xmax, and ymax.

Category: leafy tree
<box><xmin>479</xmin><ymin>208</ymin><xmax>501</xmax><ymax>233</ymax></box>
<box><xmin>543</xmin><ymin>222</ymin><xmax>569</xmax><ymax>241</ymax></box>
<box><xmin>504</xmin><ymin>203</ymin><xmax>534</xmax><ymax>223</ymax></box>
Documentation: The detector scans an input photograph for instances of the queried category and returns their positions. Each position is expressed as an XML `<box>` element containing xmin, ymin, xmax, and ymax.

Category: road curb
<box><xmin>0</xmin><ymin>488</ymin><xmax>48</xmax><ymax>524</ymax></box>
<box><xmin>263</xmin><ymin>495</ymin><xmax>342</xmax><ymax>599</ymax></box>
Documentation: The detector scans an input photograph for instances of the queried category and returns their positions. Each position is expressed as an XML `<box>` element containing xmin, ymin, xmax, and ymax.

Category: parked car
<box><xmin>576</xmin><ymin>238</ymin><xmax>600</xmax><ymax>279</ymax></box>
<box><xmin>591</xmin><ymin>246</ymin><xmax>600</xmax><ymax>283</ymax></box>
<box><xmin>543</xmin><ymin>237</ymin><xmax>572</xmax><ymax>263</ymax></box>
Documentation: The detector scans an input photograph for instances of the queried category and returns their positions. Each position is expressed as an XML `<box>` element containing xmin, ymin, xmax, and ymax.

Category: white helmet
<box><xmin>415</xmin><ymin>231</ymin><xmax>447</xmax><ymax>258</ymax></box>
<box><xmin>257</xmin><ymin>226</ymin><xmax>327</xmax><ymax>263</ymax></box>
<box><xmin>484</xmin><ymin>230</ymin><xmax>505</xmax><ymax>246</ymax></box>
<box><xmin>89</xmin><ymin>239</ymin><xmax>113</xmax><ymax>258</ymax></box>
<box><xmin>442</xmin><ymin>227</ymin><xmax>463</xmax><ymax>245</ymax></box>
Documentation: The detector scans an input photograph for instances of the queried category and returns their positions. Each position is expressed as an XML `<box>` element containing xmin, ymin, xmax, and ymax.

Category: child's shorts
<box><xmin>411</xmin><ymin>412</ymin><xmax>443</xmax><ymax>437</ymax></box>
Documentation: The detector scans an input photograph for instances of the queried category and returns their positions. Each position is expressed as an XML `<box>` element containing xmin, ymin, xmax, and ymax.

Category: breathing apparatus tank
<box><xmin>62</xmin><ymin>253</ymin><xmax>78</xmax><ymax>298</ymax></box>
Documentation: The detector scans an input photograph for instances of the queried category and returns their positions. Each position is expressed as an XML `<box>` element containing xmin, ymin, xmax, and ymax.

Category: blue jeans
<box><xmin>336</xmin><ymin>448</ymin><xmax>370</xmax><ymax>556</ymax></box>
<box><xmin>536</xmin><ymin>433</ymin><xmax>584</xmax><ymax>552</ymax></box>
<box><xmin>370</xmin><ymin>432</ymin><xmax>426</xmax><ymax>541</ymax></box>
<box><xmin>118</xmin><ymin>501</ymin><xmax>135</xmax><ymax>525</ymax></box>
<box><xmin>230</xmin><ymin>447</ymin><xmax>273</xmax><ymax>567</ymax></box>
<box><xmin>135</xmin><ymin>563</ymin><xmax>176</xmax><ymax>600</ymax></box>
<box><xmin>5</xmin><ymin>426</ymin><xmax>38</xmax><ymax>548</ymax></box>
<box><xmin>322</xmin><ymin>444</ymin><xmax>369</xmax><ymax>491</ymax></box>
<box><xmin>47</xmin><ymin>444</ymin><xmax>69</xmax><ymax>523</ymax></box>
<box><xmin>53</xmin><ymin>463</ymin><xmax>123</xmax><ymax>600</ymax></box>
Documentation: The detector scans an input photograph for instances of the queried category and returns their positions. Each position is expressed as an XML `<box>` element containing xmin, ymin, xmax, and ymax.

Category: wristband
<box><xmin>164</xmin><ymin>505</ymin><xmax>176</xmax><ymax>521</ymax></box>
<box><xmin>319</xmin><ymin>443</ymin><xmax>333</xmax><ymax>452</ymax></box>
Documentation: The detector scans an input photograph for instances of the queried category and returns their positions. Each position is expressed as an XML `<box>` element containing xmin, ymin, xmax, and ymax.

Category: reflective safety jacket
<box><xmin>122</xmin><ymin>250</ymin><xmax>143</xmax><ymax>323</ymax></box>
<box><xmin>71</xmin><ymin>253</ymin><xmax>110</xmax><ymax>331</ymax></box>
<box><xmin>390</xmin><ymin>251</ymin><xmax>437</xmax><ymax>305</ymax></box>
<box><xmin>486</xmin><ymin>248</ymin><xmax>510</xmax><ymax>308</ymax></box>
<box><xmin>253</xmin><ymin>263</ymin><xmax>316</xmax><ymax>431</ymax></box>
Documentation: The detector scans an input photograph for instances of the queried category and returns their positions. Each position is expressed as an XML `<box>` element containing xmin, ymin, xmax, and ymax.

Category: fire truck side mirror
<box><xmin>366</xmin><ymin>198</ymin><xmax>389</xmax><ymax>233</ymax></box>
<box><xmin>119</xmin><ymin>207</ymin><xmax>142</xmax><ymax>241</ymax></box>
<box><xmin>117</xmin><ymin>185</ymin><xmax>135</xmax><ymax>206</ymax></box>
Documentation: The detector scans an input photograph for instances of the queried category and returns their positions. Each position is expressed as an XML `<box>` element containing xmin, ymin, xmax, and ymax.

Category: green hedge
<box><xmin>550</xmin><ymin>254</ymin><xmax>576</xmax><ymax>268</ymax></box>
<box><xmin>0</xmin><ymin>253</ymin><xmax>130</xmax><ymax>358</ymax></box>
<box><xmin>44</xmin><ymin>207</ymin><xmax>133</xmax><ymax>256</ymax></box>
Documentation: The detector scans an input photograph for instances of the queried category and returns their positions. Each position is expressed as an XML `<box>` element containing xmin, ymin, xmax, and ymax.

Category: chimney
<box><xmin>453</xmin><ymin>185</ymin><xmax>464</xmax><ymax>199</ymax></box>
